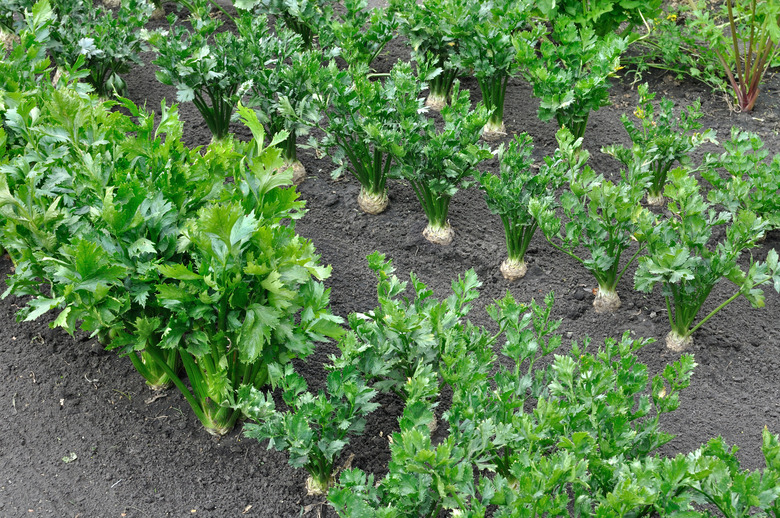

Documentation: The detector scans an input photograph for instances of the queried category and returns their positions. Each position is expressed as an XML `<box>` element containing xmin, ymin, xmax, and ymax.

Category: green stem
<box><xmin>144</xmin><ymin>345</ymin><xmax>207</xmax><ymax>425</ymax></box>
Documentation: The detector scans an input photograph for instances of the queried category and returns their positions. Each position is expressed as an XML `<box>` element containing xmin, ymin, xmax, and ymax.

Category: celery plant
<box><xmin>531</xmin><ymin>129</ymin><xmax>656</xmax><ymax>312</ymax></box>
<box><xmin>392</xmin><ymin>81</ymin><xmax>491</xmax><ymax>245</ymax></box>
<box><xmin>476</xmin><ymin>133</ymin><xmax>563</xmax><ymax>280</ymax></box>
<box><xmin>327</xmin><ymin>0</ymin><xmax>397</xmax><ymax>68</ymax></box>
<box><xmin>605</xmin><ymin>83</ymin><xmax>716</xmax><ymax>206</ymax></box>
<box><xmin>702</xmin><ymin>128</ymin><xmax>780</xmax><ymax>232</ymax></box>
<box><xmin>635</xmin><ymin>168</ymin><xmax>780</xmax><ymax>351</ymax></box>
<box><xmin>392</xmin><ymin>0</ymin><xmax>467</xmax><ymax>109</ymax></box>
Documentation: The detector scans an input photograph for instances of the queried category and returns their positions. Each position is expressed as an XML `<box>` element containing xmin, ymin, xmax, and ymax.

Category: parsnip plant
<box><xmin>635</xmin><ymin>168</ymin><xmax>780</xmax><ymax>351</ymax></box>
<box><xmin>236</xmin><ymin>16</ymin><xmax>320</xmax><ymax>184</ymax></box>
<box><xmin>148</xmin><ymin>2</ymin><xmax>250</xmax><ymax>140</ymax></box>
<box><xmin>238</xmin><ymin>363</ymin><xmax>378</xmax><ymax>495</ymax></box>
<box><xmin>392</xmin><ymin>0</ymin><xmax>466</xmax><ymax>109</ymax></box>
<box><xmin>515</xmin><ymin>17</ymin><xmax>626</xmax><ymax>144</ymax></box>
<box><xmin>50</xmin><ymin>0</ymin><xmax>152</xmax><ymax>97</ymax></box>
<box><xmin>604</xmin><ymin>83</ymin><xmax>716</xmax><ymax>206</ymax></box>
<box><xmin>391</xmin><ymin>81</ymin><xmax>491</xmax><ymax>245</ymax></box>
<box><xmin>531</xmin><ymin>128</ymin><xmax>655</xmax><ymax>312</ymax></box>
<box><xmin>316</xmin><ymin>61</ymin><xmax>423</xmax><ymax>214</ymax></box>
<box><xmin>453</xmin><ymin>0</ymin><xmax>528</xmax><ymax>139</ymax></box>
<box><xmin>703</xmin><ymin>128</ymin><xmax>780</xmax><ymax>231</ymax></box>
<box><xmin>475</xmin><ymin>133</ymin><xmax>562</xmax><ymax>280</ymax></box>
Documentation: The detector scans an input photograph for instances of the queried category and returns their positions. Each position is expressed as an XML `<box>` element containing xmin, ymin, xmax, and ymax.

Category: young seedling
<box><xmin>515</xmin><ymin>17</ymin><xmax>627</xmax><ymax>144</ymax></box>
<box><xmin>531</xmin><ymin>128</ymin><xmax>656</xmax><ymax>312</ymax></box>
<box><xmin>635</xmin><ymin>167</ymin><xmax>780</xmax><ymax>351</ymax></box>
<box><xmin>475</xmin><ymin>133</ymin><xmax>563</xmax><ymax>280</ymax></box>
<box><xmin>604</xmin><ymin>83</ymin><xmax>716</xmax><ymax>206</ymax></box>
<box><xmin>239</xmin><ymin>363</ymin><xmax>379</xmax><ymax>495</ymax></box>
<box><xmin>392</xmin><ymin>81</ymin><xmax>492</xmax><ymax>245</ymax></box>
<box><xmin>702</xmin><ymin>128</ymin><xmax>780</xmax><ymax>232</ymax></box>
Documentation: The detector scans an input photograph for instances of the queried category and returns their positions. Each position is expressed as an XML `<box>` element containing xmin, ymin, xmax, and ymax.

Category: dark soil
<box><xmin>3</xmin><ymin>3</ymin><xmax>780</xmax><ymax>517</ymax></box>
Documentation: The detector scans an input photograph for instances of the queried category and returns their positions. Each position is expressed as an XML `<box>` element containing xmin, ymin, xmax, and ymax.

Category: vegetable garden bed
<box><xmin>2</xmin><ymin>0</ymin><xmax>780</xmax><ymax>516</ymax></box>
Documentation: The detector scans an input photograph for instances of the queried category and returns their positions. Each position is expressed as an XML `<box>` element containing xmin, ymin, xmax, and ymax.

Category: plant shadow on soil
<box><xmin>2</xmin><ymin>4</ymin><xmax>780</xmax><ymax>517</ymax></box>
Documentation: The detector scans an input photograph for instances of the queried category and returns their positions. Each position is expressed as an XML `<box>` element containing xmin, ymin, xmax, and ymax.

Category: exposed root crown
<box><xmin>500</xmin><ymin>258</ymin><xmax>527</xmax><ymax>281</ymax></box>
<box><xmin>423</xmin><ymin>223</ymin><xmax>454</xmax><ymax>245</ymax></box>
<box><xmin>357</xmin><ymin>188</ymin><xmax>389</xmax><ymax>214</ymax></box>
<box><xmin>593</xmin><ymin>288</ymin><xmax>621</xmax><ymax>313</ymax></box>
<box><xmin>665</xmin><ymin>330</ymin><xmax>693</xmax><ymax>352</ymax></box>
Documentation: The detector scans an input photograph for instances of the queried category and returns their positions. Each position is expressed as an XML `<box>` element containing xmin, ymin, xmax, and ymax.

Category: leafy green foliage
<box><xmin>530</xmin><ymin>128</ymin><xmax>655</xmax><ymax>310</ymax></box>
<box><xmin>315</xmin><ymin>61</ymin><xmax>423</xmax><ymax>212</ymax></box>
<box><xmin>235</xmin><ymin>0</ymin><xmax>333</xmax><ymax>49</ymax></box>
<box><xmin>452</xmin><ymin>0</ymin><xmax>529</xmax><ymax>134</ymax></box>
<box><xmin>535</xmin><ymin>0</ymin><xmax>661</xmax><ymax>38</ymax></box>
<box><xmin>234</xmin><ymin>15</ymin><xmax>320</xmax><ymax>164</ymax></box>
<box><xmin>604</xmin><ymin>83</ymin><xmax>717</xmax><ymax>204</ymax></box>
<box><xmin>50</xmin><ymin>0</ymin><xmax>152</xmax><ymax>97</ymax></box>
<box><xmin>703</xmin><ymin>128</ymin><xmax>780</xmax><ymax>231</ymax></box>
<box><xmin>390</xmin><ymin>80</ymin><xmax>491</xmax><ymax>242</ymax></box>
<box><xmin>634</xmin><ymin>168</ymin><xmax>780</xmax><ymax>346</ymax></box>
<box><xmin>326</xmin><ymin>0</ymin><xmax>397</xmax><ymax>68</ymax></box>
<box><xmin>475</xmin><ymin>133</ymin><xmax>563</xmax><ymax>272</ymax></box>
<box><xmin>239</xmin><ymin>363</ymin><xmax>379</xmax><ymax>495</ymax></box>
<box><xmin>515</xmin><ymin>17</ymin><xmax>627</xmax><ymax>142</ymax></box>
<box><xmin>391</xmin><ymin>0</ymin><xmax>466</xmax><ymax>107</ymax></box>
<box><xmin>147</xmin><ymin>3</ymin><xmax>251</xmax><ymax>140</ymax></box>
<box><xmin>333</xmin><ymin>251</ymin><xmax>481</xmax><ymax>401</ymax></box>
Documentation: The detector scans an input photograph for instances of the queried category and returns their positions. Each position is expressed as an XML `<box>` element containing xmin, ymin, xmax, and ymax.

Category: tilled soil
<box><xmin>2</xmin><ymin>3</ymin><xmax>780</xmax><ymax>516</ymax></box>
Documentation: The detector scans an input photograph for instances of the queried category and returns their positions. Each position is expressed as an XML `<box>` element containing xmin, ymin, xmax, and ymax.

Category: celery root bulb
<box><xmin>500</xmin><ymin>258</ymin><xmax>527</xmax><ymax>281</ymax></box>
<box><xmin>357</xmin><ymin>188</ymin><xmax>389</xmax><ymax>214</ymax></box>
<box><xmin>593</xmin><ymin>287</ymin><xmax>621</xmax><ymax>313</ymax></box>
<box><xmin>482</xmin><ymin>120</ymin><xmax>506</xmax><ymax>141</ymax></box>
<box><xmin>289</xmin><ymin>160</ymin><xmax>306</xmax><ymax>185</ymax></box>
<box><xmin>665</xmin><ymin>330</ymin><xmax>693</xmax><ymax>352</ymax></box>
<box><xmin>423</xmin><ymin>223</ymin><xmax>454</xmax><ymax>245</ymax></box>
<box><xmin>425</xmin><ymin>93</ymin><xmax>447</xmax><ymax>111</ymax></box>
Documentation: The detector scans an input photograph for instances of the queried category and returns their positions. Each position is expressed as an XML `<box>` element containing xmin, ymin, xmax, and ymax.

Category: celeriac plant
<box><xmin>635</xmin><ymin>167</ymin><xmax>780</xmax><ymax>351</ymax></box>
<box><xmin>235</xmin><ymin>16</ymin><xmax>320</xmax><ymax>184</ymax></box>
<box><xmin>392</xmin><ymin>80</ymin><xmax>492</xmax><ymax>245</ymax></box>
<box><xmin>315</xmin><ymin>61</ymin><xmax>423</xmax><ymax>214</ymax></box>
<box><xmin>604</xmin><ymin>82</ymin><xmax>716</xmax><ymax>206</ymax></box>
<box><xmin>147</xmin><ymin>1</ymin><xmax>250</xmax><ymax>141</ymax></box>
<box><xmin>452</xmin><ymin>0</ymin><xmax>528</xmax><ymax>139</ymax></box>
<box><xmin>391</xmin><ymin>0</ymin><xmax>466</xmax><ymax>109</ymax></box>
<box><xmin>0</xmin><ymin>0</ymin><xmax>35</xmax><ymax>51</ymax></box>
<box><xmin>235</xmin><ymin>0</ymin><xmax>333</xmax><ymax>49</ymax></box>
<box><xmin>531</xmin><ymin>128</ymin><xmax>656</xmax><ymax>312</ymax></box>
<box><xmin>515</xmin><ymin>17</ymin><xmax>627</xmax><ymax>144</ymax></box>
<box><xmin>327</xmin><ymin>0</ymin><xmax>397</xmax><ymax>68</ymax></box>
<box><xmin>238</xmin><ymin>363</ymin><xmax>378</xmax><ymax>496</ymax></box>
<box><xmin>702</xmin><ymin>128</ymin><xmax>780</xmax><ymax>232</ymax></box>
<box><xmin>475</xmin><ymin>133</ymin><xmax>563</xmax><ymax>280</ymax></box>
<box><xmin>50</xmin><ymin>0</ymin><xmax>152</xmax><ymax>97</ymax></box>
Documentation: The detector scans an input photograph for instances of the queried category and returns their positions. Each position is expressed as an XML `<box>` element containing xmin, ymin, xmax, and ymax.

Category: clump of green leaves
<box><xmin>703</xmin><ymin>128</ymin><xmax>780</xmax><ymax>232</ymax></box>
<box><xmin>531</xmin><ymin>128</ymin><xmax>656</xmax><ymax>312</ymax></box>
<box><xmin>392</xmin><ymin>0</ymin><xmax>466</xmax><ymax>109</ymax></box>
<box><xmin>515</xmin><ymin>17</ymin><xmax>627</xmax><ymax>144</ymax></box>
<box><xmin>635</xmin><ymin>168</ymin><xmax>780</xmax><ymax>351</ymax></box>
<box><xmin>535</xmin><ymin>0</ymin><xmax>661</xmax><ymax>38</ymax></box>
<box><xmin>391</xmin><ymin>81</ymin><xmax>491</xmax><ymax>245</ymax></box>
<box><xmin>50</xmin><ymin>0</ymin><xmax>152</xmax><ymax>97</ymax></box>
<box><xmin>236</xmin><ymin>0</ymin><xmax>333</xmax><ymax>49</ymax></box>
<box><xmin>605</xmin><ymin>83</ymin><xmax>717</xmax><ymax>206</ymax></box>
<box><xmin>147</xmin><ymin>1</ymin><xmax>250</xmax><ymax>141</ymax></box>
<box><xmin>238</xmin><ymin>363</ymin><xmax>378</xmax><ymax>495</ymax></box>
<box><xmin>475</xmin><ymin>133</ymin><xmax>562</xmax><ymax>280</ymax></box>
<box><xmin>452</xmin><ymin>0</ymin><xmax>528</xmax><ymax>139</ymax></box>
<box><xmin>315</xmin><ymin>61</ymin><xmax>423</xmax><ymax>214</ymax></box>
<box><xmin>235</xmin><ymin>15</ymin><xmax>320</xmax><ymax>183</ymax></box>
<box><xmin>327</xmin><ymin>0</ymin><xmax>397</xmax><ymax>68</ymax></box>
